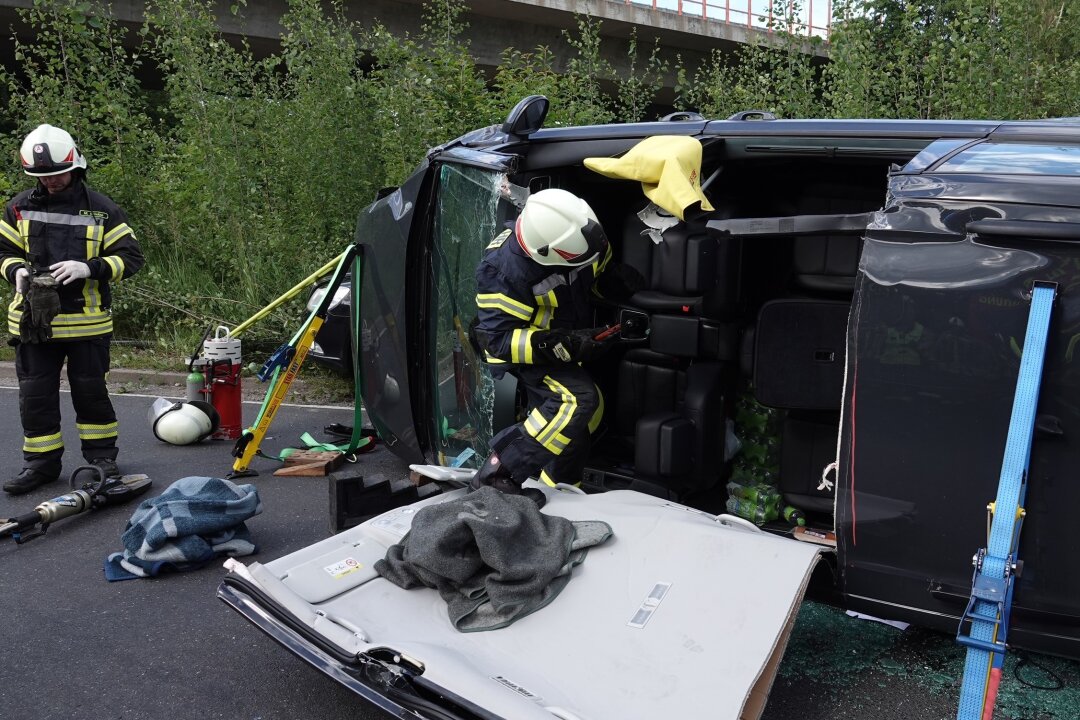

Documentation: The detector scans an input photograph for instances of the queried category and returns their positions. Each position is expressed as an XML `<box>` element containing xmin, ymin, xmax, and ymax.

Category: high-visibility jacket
<box><xmin>0</xmin><ymin>179</ymin><xmax>144</xmax><ymax>339</ymax></box>
<box><xmin>474</xmin><ymin>225</ymin><xmax>610</xmax><ymax>373</ymax></box>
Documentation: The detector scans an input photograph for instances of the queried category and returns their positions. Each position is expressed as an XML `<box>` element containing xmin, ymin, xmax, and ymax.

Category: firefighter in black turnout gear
<box><xmin>0</xmin><ymin>124</ymin><xmax>145</xmax><ymax>495</ymax></box>
<box><xmin>472</xmin><ymin>189</ymin><xmax>614</xmax><ymax>498</ymax></box>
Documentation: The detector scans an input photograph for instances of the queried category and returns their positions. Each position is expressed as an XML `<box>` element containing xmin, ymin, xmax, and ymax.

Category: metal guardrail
<box><xmin>626</xmin><ymin>0</ymin><xmax>832</xmax><ymax>39</ymax></box>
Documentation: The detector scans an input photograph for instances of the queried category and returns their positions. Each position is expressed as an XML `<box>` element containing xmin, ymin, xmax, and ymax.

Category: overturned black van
<box><xmin>222</xmin><ymin>97</ymin><xmax>1080</xmax><ymax>717</ymax></box>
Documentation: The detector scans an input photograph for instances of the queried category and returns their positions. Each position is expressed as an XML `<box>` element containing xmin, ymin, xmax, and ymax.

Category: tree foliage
<box><xmin>1</xmin><ymin>0</ymin><xmax>1079</xmax><ymax>348</ymax></box>
<box><xmin>825</xmin><ymin>0</ymin><xmax>1080</xmax><ymax>119</ymax></box>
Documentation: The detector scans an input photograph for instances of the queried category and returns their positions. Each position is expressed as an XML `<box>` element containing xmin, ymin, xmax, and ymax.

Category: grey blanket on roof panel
<box><xmin>375</xmin><ymin>486</ymin><xmax>613</xmax><ymax>632</ymax></box>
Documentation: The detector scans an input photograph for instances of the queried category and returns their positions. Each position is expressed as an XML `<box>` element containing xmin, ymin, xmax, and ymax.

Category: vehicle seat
<box><xmin>619</xmin><ymin>204</ymin><xmax>741</xmax><ymax>361</ymax></box>
<box><xmin>751</xmin><ymin>298</ymin><xmax>850</xmax><ymax>515</ymax></box>
<box><xmin>616</xmin><ymin>348</ymin><xmax>726</xmax><ymax>495</ymax></box>
<box><xmin>791</xmin><ymin>180</ymin><xmax>883</xmax><ymax>295</ymax></box>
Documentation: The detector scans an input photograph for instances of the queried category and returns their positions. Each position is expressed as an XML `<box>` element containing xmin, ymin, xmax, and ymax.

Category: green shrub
<box><xmin>3</xmin><ymin>0</ymin><xmax>1080</xmax><ymax>362</ymax></box>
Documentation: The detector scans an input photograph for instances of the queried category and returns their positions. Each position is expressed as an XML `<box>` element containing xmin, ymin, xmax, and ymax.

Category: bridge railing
<box><xmin>626</xmin><ymin>0</ymin><xmax>832</xmax><ymax>39</ymax></box>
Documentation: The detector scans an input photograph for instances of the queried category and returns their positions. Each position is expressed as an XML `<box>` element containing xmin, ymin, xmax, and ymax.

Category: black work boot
<box><xmin>3</xmin><ymin>468</ymin><xmax>59</xmax><ymax>495</ymax></box>
<box><xmin>89</xmin><ymin>457</ymin><xmax>121</xmax><ymax>479</ymax></box>
<box><xmin>470</xmin><ymin>454</ymin><xmax>546</xmax><ymax>508</ymax></box>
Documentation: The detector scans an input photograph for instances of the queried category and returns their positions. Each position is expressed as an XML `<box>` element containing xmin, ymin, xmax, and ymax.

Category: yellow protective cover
<box><xmin>585</xmin><ymin>135</ymin><xmax>715</xmax><ymax>220</ymax></box>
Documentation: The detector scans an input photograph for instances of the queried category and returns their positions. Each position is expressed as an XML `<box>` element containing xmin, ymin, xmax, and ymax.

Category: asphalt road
<box><xmin>2</xmin><ymin>385</ymin><xmax>1079</xmax><ymax>720</ymax></box>
<box><xmin>0</xmin><ymin>386</ymin><xmax>401</xmax><ymax>720</ymax></box>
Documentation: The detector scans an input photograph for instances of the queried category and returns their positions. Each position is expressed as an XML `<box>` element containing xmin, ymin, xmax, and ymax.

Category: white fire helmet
<box><xmin>19</xmin><ymin>124</ymin><xmax>88</xmax><ymax>177</ymax></box>
<box><xmin>148</xmin><ymin>398</ymin><xmax>221</xmax><ymax>445</ymax></box>
<box><xmin>515</xmin><ymin>188</ymin><xmax>607</xmax><ymax>267</ymax></box>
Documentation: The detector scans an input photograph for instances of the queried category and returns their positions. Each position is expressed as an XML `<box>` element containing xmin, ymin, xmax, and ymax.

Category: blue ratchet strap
<box><xmin>955</xmin><ymin>281</ymin><xmax>1057</xmax><ymax>720</ymax></box>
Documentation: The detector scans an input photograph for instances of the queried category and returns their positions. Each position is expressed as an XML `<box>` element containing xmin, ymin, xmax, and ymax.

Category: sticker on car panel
<box><xmin>628</xmin><ymin>581</ymin><xmax>672</xmax><ymax>629</ymax></box>
<box><xmin>324</xmin><ymin>557</ymin><xmax>363</xmax><ymax>579</ymax></box>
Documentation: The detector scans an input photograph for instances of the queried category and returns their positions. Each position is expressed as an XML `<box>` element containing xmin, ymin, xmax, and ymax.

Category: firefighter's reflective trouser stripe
<box><xmin>15</xmin><ymin>336</ymin><xmax>118</xmax><ymax>476</ymax></box>
<box><xmin>489</xmin><ymin>364</ymin><xmax>603</xmax><ymax>487</ymax></box>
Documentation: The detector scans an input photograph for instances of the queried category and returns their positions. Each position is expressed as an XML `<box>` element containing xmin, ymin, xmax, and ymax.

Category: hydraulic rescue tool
<box><xmin>0</xmin><ymin>465</ymin><xmax>152</xmax><ymax>544</ymax></box>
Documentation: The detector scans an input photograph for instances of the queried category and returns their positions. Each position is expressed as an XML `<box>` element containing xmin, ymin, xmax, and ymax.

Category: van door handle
<box><xmin>967</xmin><ymin>219</ymin><xmax>1080</xmax><ymax>241</ymax></box>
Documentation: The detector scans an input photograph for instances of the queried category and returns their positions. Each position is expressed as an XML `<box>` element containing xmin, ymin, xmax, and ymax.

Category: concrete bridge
<box><xmin>0</xmin><ymin>0</ymin><xmax>829</xmax><ymax>100</ymax></box>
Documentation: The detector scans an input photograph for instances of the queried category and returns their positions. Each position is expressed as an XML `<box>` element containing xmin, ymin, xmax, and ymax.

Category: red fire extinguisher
<box><xmin>192</xmin><ymin>326</ymin><xmax>243</xmax><ymax>440</ymax></box>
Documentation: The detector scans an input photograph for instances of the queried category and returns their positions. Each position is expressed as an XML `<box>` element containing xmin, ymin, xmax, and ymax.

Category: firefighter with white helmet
<box><xmin>0</xmin><ymin>124</ymin><xmax>144</xmax><ymax>495</ymax></box>
<box><xmin>471</xmin><ymin>188</ymin><xmax>616</xmax><ymax>500</ymax></box>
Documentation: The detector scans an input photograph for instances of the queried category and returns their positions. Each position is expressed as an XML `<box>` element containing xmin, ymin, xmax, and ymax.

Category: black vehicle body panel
<box><xmin>298</xmin><ymin>107</ymin><xmax>1080</xmax><ymax>658</ymax></box>
<box><xmin>836</xmin><ymin>173</ymin><xmax>1080</xmax><ymax>657</ymax></box>
<box><xmin>346</xmin><ymin>162</ymin><xmax>429</xmax><ymax>464</ymax></box>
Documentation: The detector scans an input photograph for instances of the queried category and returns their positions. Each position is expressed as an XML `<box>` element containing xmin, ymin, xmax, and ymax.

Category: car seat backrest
<box><xmin>791</xmin><ymin>182</ymin><xmax>883</xmax><ymax>295</ymax></box>
<box><xmin>622</xmin><ymin>210</ymin><xmax>718</xmax><ymax>297</ymax></box>
<box><xmin>616</xmin><ymin>349</ymin><xmax>687</xmax><ymax>437</ymax></box>
<box><xmin>620</xmin><ymin>204</ymin><xmax>741</xmax><ymax>320</ymax></box>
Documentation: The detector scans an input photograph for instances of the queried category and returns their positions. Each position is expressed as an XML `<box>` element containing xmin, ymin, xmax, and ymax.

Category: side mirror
<box><xmin>501</xmin><ymin>95</ymin><xmax>549</xmax><ymax>138</ymax></box>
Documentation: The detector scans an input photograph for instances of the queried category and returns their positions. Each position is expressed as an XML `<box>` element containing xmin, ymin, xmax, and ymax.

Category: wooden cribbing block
<box><xmin>273</xmin><ymin>450</ymin><xmax>345</xmax><ymax>477</ymax></box>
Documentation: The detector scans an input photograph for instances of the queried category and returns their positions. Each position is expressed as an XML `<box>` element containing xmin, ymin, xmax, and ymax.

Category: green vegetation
<box><xmin>1</xmin><ymin>0</ymin><xmax>1079</xmax><ymax>363</ymax></box>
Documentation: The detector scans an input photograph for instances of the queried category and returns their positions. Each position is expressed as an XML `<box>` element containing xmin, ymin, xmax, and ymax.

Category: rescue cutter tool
<box><xmin>0</xmin><ymin>465</ymin><xmax>152</xmax><ymax>544</ymax></box>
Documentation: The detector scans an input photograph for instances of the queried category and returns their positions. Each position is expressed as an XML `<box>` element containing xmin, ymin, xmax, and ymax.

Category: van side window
<box><xmin>936</xmin><ymin>142</ymin><xmax>1080</xmax><ymax>175</ymax></box>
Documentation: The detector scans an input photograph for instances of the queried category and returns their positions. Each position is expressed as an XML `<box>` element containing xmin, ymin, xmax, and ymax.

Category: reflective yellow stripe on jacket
<box><xmin>7</xmin><ymin>305</ymin><xmax>113</xmax><ymax>338</ymax></box>
<box><xmin>476</xmin><ymin>293</ymin><xmax>533</xmax><ymax>321</ymax></box>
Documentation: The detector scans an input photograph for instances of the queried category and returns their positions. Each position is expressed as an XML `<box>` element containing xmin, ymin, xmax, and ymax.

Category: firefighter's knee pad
<box><xmin>18</xmin><ymin>374</ymin><xmax>56</xmax><ymax>403</ymax></box>
<box><xmin>68</xmin><ymin>372</ymin><xmax>109</xmax><ymax>398</ymax></box>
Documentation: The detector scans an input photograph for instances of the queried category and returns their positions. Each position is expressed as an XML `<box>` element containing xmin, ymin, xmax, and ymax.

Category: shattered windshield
<box><xmin>428</xmin><ymin>164</ymin><xmax>519</xmax><ymax>468</ymax></box>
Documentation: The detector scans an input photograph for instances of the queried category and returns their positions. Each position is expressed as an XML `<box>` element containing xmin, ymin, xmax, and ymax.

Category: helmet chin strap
<box><xmin>581</xmin><ymin>219</ymin><xmax>608</xmax><ymax>257</ymax></box>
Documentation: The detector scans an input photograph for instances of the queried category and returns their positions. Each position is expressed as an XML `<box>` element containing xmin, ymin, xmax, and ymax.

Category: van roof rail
<box><xmin>728</xmin><ymin>110</ymin><xmax>778</xmax><ymax>121</ymax></box>
<box><xmin>660</xmin><ymin>111</ymin><xmax>705</xmax><ymax>122</ymax></box>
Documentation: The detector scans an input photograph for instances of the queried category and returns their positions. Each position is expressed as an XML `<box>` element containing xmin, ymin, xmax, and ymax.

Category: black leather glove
<box><xmin>532</xmin><ymin>327</ymin><xmax>616</xmax><ymax>363</ymax></box>
<box><xmin>567</xmin><ymin>327</ymin><xmax>617</xmax><ymax>362</ymax></box>
<box><xmin>20</xmin><ymin>276</ymin><xmax>61</xmax><ymax>344</ymax></box>
<box><xmin>531</xmin><ymin>330</ymin><xmax>575</xmax><ymax>363</ymax></box>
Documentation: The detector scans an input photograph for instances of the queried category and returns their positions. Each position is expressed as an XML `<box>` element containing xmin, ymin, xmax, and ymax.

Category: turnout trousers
<box><xmin>488</xmin><ymin>364</ymin><xmax>603</xmax><ymax>487</ymax></box>
<box><xmin>14</xmin><ymin>336</ymin><xmax>118</xmax><ymax>477</ymax></box>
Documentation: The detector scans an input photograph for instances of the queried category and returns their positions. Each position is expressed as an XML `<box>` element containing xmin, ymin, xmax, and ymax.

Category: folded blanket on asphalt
<box><xmin>375</xmin><ymin>486</ymin><xmax>613</xmax><ymax>632</ymax></box>
<box><xmin>104</xmin><ymin>476</ymin><xmax>262</xmax><ymax>581</ymax></box>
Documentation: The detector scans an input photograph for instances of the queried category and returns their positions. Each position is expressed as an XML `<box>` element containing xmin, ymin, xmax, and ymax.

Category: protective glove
<box><xmin>50</xmin><ymin>260</ymin><xmax>91</xmax><ymax>285</ymax></box>
<box><xmin>532</xmin><ymin>327</ymin><xmax>616</xmax><ymax>363</ymax></box>
<box><xmin>20</xmin><ymin>275</ymin><xmax>61</xmax><ymax>344</ymax></box>
<box><xmin>530</xmin><ymin>330</ymin><xmax>575</xmax><ymax>363</ymax></box>
<box><xmin>566</xmin><ymin>327</ymin><xmax>618</xmax><ymax>362</ymax></box>
<box><xmin>14</xmin><ymin>266</ymin><xmax>30</xmax><ymax>295</ymax></box>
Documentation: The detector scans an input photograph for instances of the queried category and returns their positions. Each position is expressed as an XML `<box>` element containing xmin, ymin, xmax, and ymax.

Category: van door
<box><xmin>353</xmin><ymin>150</ymin><xmax>518</xmax><ymax>464</ymax></box>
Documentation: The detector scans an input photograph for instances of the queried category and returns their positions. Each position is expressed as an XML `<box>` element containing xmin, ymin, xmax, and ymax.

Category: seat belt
<box><xmin>955</xmin><ymin>280</ymin><xmax>1057</xmax><ymax>720</ymax></box>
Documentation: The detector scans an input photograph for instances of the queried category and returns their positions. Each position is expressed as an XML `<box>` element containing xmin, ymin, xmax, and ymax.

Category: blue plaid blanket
<box><xmin>104</xmin><ymin>476</ymin><xmax>262</xmax><ymax>581</ymax></box>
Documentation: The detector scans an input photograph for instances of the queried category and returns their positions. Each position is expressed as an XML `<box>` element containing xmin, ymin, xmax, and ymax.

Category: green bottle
<box><xmin>783</xmin><ymin>505</ymin><xmax>807</xmax><ymax>527</ymax></box>
<box><xmin>185</xmin><ymin>371</ymin><xmax>205</xmax><ymax>401</ymax></box>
